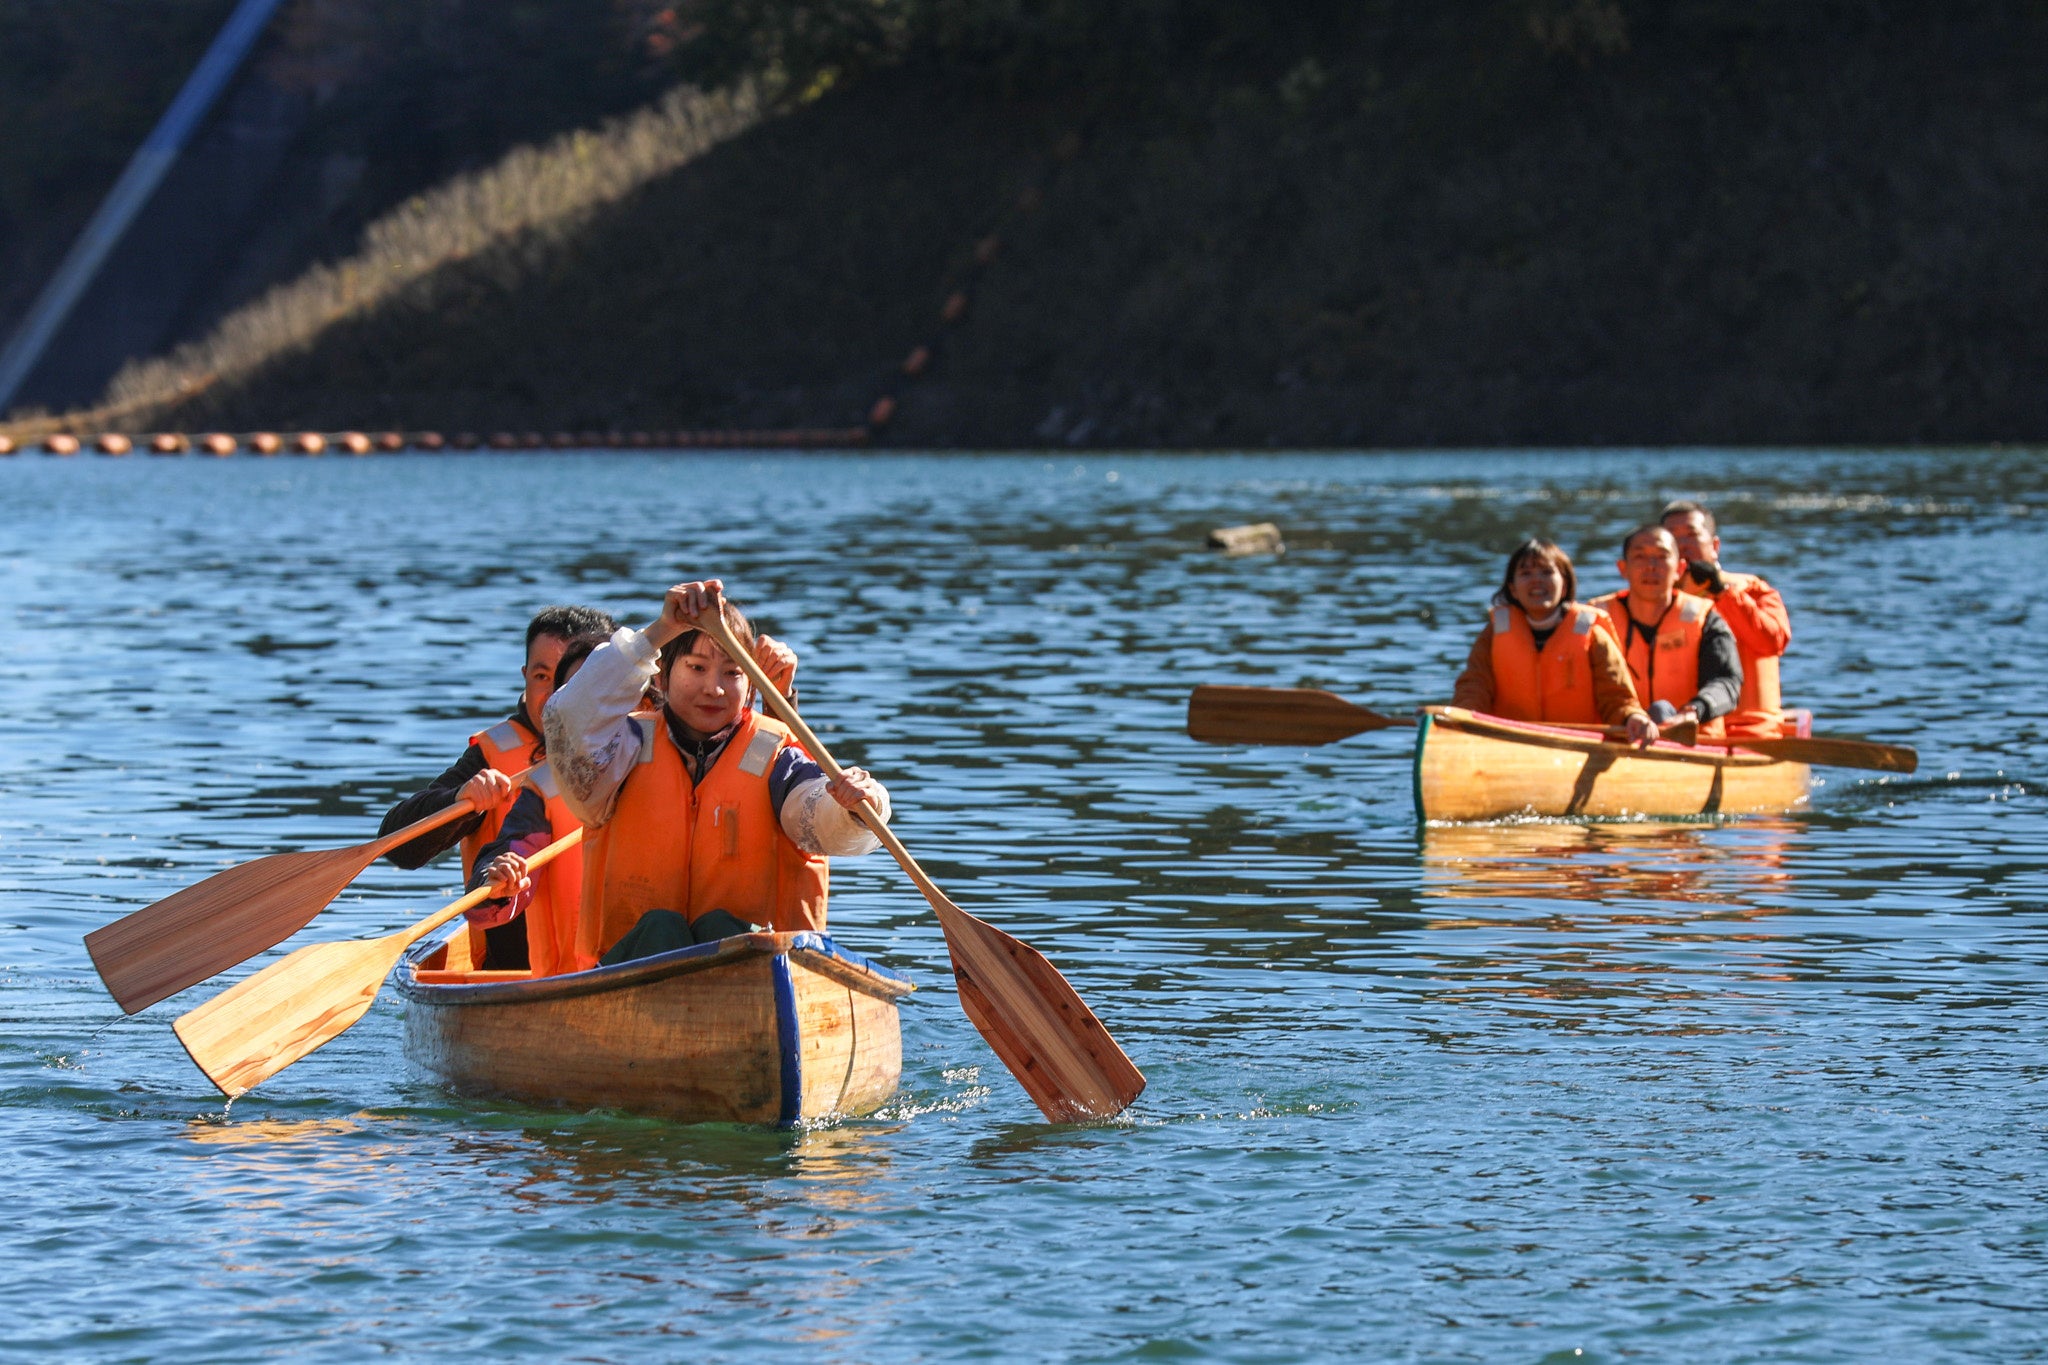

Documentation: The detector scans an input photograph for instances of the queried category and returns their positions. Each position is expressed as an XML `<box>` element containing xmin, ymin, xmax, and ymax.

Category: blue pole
<box><xmin>0</xmin><ymin>0</ymin><xmax>289</xmax><ymax>417</ymax></box>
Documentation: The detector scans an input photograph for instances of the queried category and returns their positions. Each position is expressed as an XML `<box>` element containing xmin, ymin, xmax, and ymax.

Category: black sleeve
<box><xmin>465</xmin><ymin>787</ymin><xmax>555</xmax><ymax>892</ymax></box>
<box><xmin>1690</xmin><ymin>614</ymin><xmax>1745</xmax><ymax>721</ymax></box>
<box><xmin>378</xmin><ymin>744</ymin><xmax>489</xmax><ymax>868</ymax></box>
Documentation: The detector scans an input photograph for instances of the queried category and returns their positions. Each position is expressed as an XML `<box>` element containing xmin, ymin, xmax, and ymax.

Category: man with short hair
<box><xmin>1660</xmin><ymin>499</ymin><xmax>1792</xmax><ymax>739</ymax></box>
<box><xmin>1587</xmin><ymin>525</ymin><xmax>1743</xmax><ymax>746</ymax></box>
<box><xmin>377</xmin><ymin>605</ymin><xmax>618</xmax><ymax>966</ymax></box>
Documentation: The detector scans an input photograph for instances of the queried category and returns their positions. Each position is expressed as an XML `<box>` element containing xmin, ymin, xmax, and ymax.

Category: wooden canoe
<box><xmin>1414</xmin><ymin>705</ymin><xmax>1812</xmax><ymax>822</ymax></box>
<box><xmin>397</xmin><ymin>928</ymin><xmax>913</xmax><ymax>1127</ymax></box>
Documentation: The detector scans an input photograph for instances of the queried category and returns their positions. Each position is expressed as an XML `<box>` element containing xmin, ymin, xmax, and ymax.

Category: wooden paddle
<box><xmin>1721</xmin><ymin>733</ymin><xmax>1917</xmax><ymax>773</ymax></box>
<box><xmin>175</xmin><ymin>827</ymin><xmax>583</xmax><ymax>1097</ymax></box>
<box><xmin>694</xmin><ymin>609</ymin><xmax>1146</xmax><ymax>1123</ymax></box>
<box><xmin>87</xmin><ymin>774</ymin><xmax>527</xmax><ymax>1015</ymax></box>
<box><xmin>1195</xmin><ymin>685</ymin><xmax>1914</xmax><ymax>773</ymax></box>
<box><xmin>1187</xmin><ymin>685</ymin><xmax>1415</xmax><ymax>746</ymax></box>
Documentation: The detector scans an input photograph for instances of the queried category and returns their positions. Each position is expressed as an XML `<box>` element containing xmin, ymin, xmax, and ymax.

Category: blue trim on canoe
<box><xmin>1412</xmin><ymin>711</ymin><xmax>1433</xmax><ymax>824</ymax></box>
<box><xmin>770</xmin><ymin>953</ymin><xmax>802</xmax><ymax>1129</ymax></box>
<box><xmin>783</xmin><ymin>931</ymin><xmax>914</xmax><ymax>987</ymax></box>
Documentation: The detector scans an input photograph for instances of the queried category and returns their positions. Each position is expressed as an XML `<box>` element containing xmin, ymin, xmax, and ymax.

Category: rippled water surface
<box><xmin>2</xmin><ymin>449</ymin><xmax>2043</xmax><ymax>1361</ymax></box>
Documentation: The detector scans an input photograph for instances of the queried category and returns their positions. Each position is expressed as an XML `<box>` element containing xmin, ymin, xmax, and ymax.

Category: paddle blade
<box><xmin>929</xmin><ymin>896</ymin><xmax>1146</xmax><ymax>1123</ymax></box>
<box><xmin>1187</xmin><ymin>685</ymin><xmax>1409</xmax><ymax>747</ymax></box>
<box><xmin>174</xmin><ymin>932</ymin><xmax>407</xmax><ymax>1097</ymax></box>
<box><xmin>86</xmin><ymin>844</ymin><xmax>378</xmax><ymax>1014</ymax></box>
<box><xmin>1734</xmin><ymin>735</ymin><xmax>1918</xmax><ymax>773</ymax></box>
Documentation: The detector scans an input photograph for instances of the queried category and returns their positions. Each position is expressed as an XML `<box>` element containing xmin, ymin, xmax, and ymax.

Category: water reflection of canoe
<box><xmin>396</xmin><ymin>929</ymin><xmax>913</xmax><ymax>1127</ymax></box>
<box><xmin>1415</xmin><ymin>706</ymin><xmax>1811</xmax><ymax>822</ymax></box>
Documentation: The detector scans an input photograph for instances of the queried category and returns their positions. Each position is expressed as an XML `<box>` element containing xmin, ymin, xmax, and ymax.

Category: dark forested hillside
<box><xmin>14</xmin><ymin>2</ymin><xmax>2048</xmax><ymax>444</ymax></box>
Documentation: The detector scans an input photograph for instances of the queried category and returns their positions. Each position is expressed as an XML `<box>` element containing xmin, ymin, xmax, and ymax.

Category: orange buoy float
<box><xmin>0</xmin><ymin>434</ymin><xmax>15</xmax><ymax>455</ymax></box>
<box><xmin>868</xmin><ymin>396</ymin><xmax>897</xmax><ymax>428</ymax></box>
<box><xmin>250</xmin><ymin>432</ymin><xmax>282</xmax><ymax>455</ymax></box>
<box><xmin>200</xmin><ymin>432</ymin><xmax>237</xmax><ymax>455</ymax></box>
<box><xmin>414</xmin><ymin>431</ymin><xmax>446</xmax><ymax>451</ymax></box>
<box><xmin>549</xmin><ymin>431</ymin><xmax>575</xmax><ymax>448</ymax></box>
<box><xmin>452</xmin><ymin>432</ymin><xmax>480</xmax><ymax>450</ymax></box>
<box><xmin>628</xmin><ymin>431</ymin><xmax>652</xmax><ymax>448</ymax></box>
<box><xmin>903</xmin><ymin>346</ymin><xmax>932</xmax><ymax>378</ymax></box>
<box><xmin>375</xmin><ymin>431</ymin><xmax>404</xmax><ymax>452</ymax></box>
<box><xmin>340</xmin><ymin>431</ymin><xmax>372</xmax><ymax>454</ymax></box>
<box><xmin>149</xmin><ymin>433</ymin><xmax>189</xmax><ymax>455</ymax></box>
<box><xmin>941</xmin><ymin>292</ymin><xmax>969</xmax><ymax>325</ymax></box>
<box><xmin>44</xmin><ymin>433</ymin><xmax>81</xmax><ymax>455</ymax></box>
<box><xmin>96</xmin><ymin>433</ymin><xmax>133</xmax><ymax>456</ymax></box>
<box><xmin>293</xmin><ymin>432</ymin><xmax>326</xmax><ymax>455</ymax></box>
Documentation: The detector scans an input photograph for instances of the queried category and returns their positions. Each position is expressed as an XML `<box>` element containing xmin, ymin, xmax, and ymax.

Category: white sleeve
<box><xmin>542</xmin><ymin>627</ymin><xmax>661</xmax><ymax>829</ymax></box>
<box><xmin>779</xmin><ymin>776</ymin><xmax>889</xmax><ymax>857</ymax></box>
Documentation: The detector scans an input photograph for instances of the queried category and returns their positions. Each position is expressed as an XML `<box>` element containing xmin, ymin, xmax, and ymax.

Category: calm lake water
<box><xmin>1</xmin><ymin>449</ymin><xmax>2042</xmax><ymax>1361</ymax></box>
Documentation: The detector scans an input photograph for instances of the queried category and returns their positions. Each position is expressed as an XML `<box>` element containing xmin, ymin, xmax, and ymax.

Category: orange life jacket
<box><xmin>461</xmin><ymin>715</ymin><xmax>544</xmax><ymax>880</ymax></box>
<box><xmin>518</xmin><ymin>762</ymin><xmax>588</xmax><ymax>977</ymax></box>
<box><xmin>1487</xmin><ymin>602</ymin><xmax>1617</xmax><ymax>725</ymax></box>
<box><xmin>578</xmin><ymin>707</ymin><xmax>829</xmax><ymax>962</ymax></box>
<box><xmin>1679</xmin><ymin>572</ymin><xmax>1783</xmax><ymax>739</ymax></box>
<box><xmin>1592</xmin><ymin>591</ymin><xmax>1726</xmax><ymax>740</ymax></box>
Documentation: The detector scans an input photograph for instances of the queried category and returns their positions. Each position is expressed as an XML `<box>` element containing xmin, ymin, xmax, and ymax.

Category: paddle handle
<box><xmin>692</xmin><ymin>612</ymin><xmax>947</xmax><ymax>904</ymax></box>
<box><xmin>364</xmin><ymin>763</ymin><xmax>535</xmax><ymax>861</ymax></box>
<box><xmin>394</xmin><ymin>826</ymin><xmax>585</xmax><ymax>951</ymax></box>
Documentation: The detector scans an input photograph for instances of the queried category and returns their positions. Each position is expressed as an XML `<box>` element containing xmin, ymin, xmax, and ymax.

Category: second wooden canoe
<box><xmin>397</xmin><ymin>929</ymin><xmax>913</xmax><ymax>1127</ymax></box>
<box><xmin>1414</xmin><ymin>705</ymin><xmax>1812</xmax><ymax>822</ymax></box>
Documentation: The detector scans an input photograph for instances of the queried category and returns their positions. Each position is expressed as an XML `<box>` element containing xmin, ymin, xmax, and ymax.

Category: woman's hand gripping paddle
<box><xmin>85</xmin><ymin>772</ymin><xmax>530</xmax><ymax>1014</ymax></box>
<box><xmin>693</xmin><ymin>607</ymin><xmax>1146</xmax><ymax>1123</ymax></box>
<box><xmin>174</xmin><ymin>828</ymin><xmax>583</xmax><ymax>1097</ymax></box>
<box><xmin>1187</xmin><ymin>685</ymin><xmax>1416</xmax><ymax>746</ymax></box>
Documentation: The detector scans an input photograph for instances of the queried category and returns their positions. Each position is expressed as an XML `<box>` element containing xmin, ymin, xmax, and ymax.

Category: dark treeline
<box><xmin>12</xmin><ymin>1</ymin><xmax>2048</xmax><ymax>443</ymax></box>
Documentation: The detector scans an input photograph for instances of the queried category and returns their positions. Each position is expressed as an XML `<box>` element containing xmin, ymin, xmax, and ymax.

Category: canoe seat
<box><xmin>410</xmin><ymin>969</ymin><xmax>534</xmax><ymax>985</ymax></box>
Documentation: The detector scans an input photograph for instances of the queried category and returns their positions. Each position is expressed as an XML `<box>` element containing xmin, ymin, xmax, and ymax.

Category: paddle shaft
<box><xmin>1197</xmin><ymin>686</ymin><xmax>1910</xmax><ymax>772</ymax></box>
<box><xmin>383</xmin><ymin>819</ymin><xmax>583</xmax><ymax>957</ymax></box>
<box><xmin>175</xmin><ymin>826</ymin><xmax>583</xmax><ymax>1097</ymax></box>
<box><xmin>362</xmin><ymin>778</ymin><xmax>519</xmax><ymax>861</ymax></box>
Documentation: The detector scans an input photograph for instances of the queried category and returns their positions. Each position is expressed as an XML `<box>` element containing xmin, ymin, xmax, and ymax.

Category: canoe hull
<box><xmin>1414</xmin><ymin>706</ymin><xmax>1811</xmax><ymax>822</ymax></box>
<box><xmin>398</xmin><ymin>931</ymin><xmax>911</xmax><ymax>1127</ymax></box>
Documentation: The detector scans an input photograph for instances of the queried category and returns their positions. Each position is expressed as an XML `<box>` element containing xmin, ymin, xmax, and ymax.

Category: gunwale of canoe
<box><xmin>396</xmin><ymin>930</ymin><xmax>913</xmax><ymax>1127</ymax></box>
<box><xmin>1414</xmin><ymin>705</ymin><xmax>1812</xmax><ymax>823</ymax></box>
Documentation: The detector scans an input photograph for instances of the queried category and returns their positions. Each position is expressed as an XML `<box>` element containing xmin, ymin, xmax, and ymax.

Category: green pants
<box><xmin>599</xmin><ymin>908</ymin><xmax>757</xmax><ymax>966</ymax></box>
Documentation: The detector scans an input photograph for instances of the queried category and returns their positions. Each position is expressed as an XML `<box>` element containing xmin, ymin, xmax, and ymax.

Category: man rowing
<box><xmin>1660</xmin><ymin>499</ymin><xmax>1792</xmax><ymax>739</ymax></box>
<box><xmin>376</xmin><ymin>604</ymin><xmax>615</xmax><ymax>968</ymax></box>
<box><xmin>1588</xmin><ymin>525</ymin><xmax>1744</xmax><ymax>745</ymax></box>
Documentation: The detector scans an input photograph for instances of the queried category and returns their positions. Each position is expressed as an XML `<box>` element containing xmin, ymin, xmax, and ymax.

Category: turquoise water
<box><xmin>1</xmin><ymin>449</ymin><xmax>2042</xmax><ymax>1361</ymax></box>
